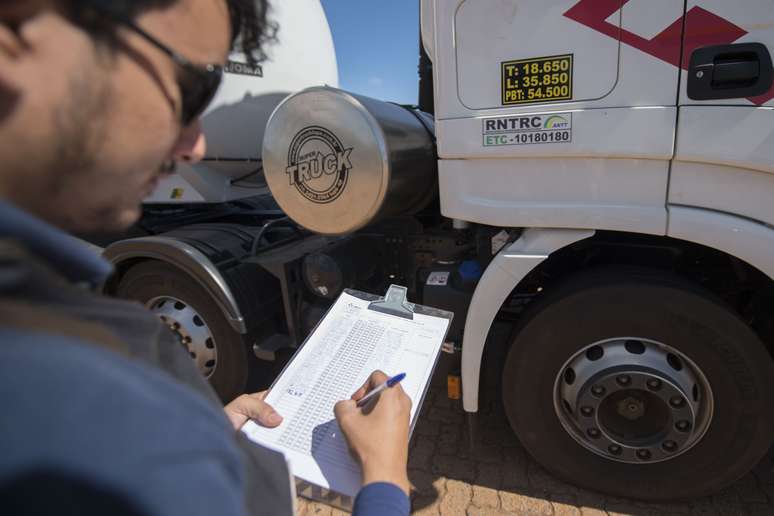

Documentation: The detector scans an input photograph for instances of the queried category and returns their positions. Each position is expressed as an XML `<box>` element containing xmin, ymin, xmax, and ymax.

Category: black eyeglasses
<box><xmin>86</xmin><ymin>5</ymin><xmax>224</xmax><ymax>126</ymax></box>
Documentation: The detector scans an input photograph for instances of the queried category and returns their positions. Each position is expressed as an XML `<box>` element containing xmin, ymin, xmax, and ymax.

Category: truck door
<box><xmin>669</xmin><ymin>1</ymin><xmax>774</xmax><ymax>228</ymax></box>
<box><xmin>430</xmin><ymin>0</ymin><xmax>685</xmax><ymax>236</ymax></box>
<box><xmin>454</xmin><ymin>1</ymin><xmax>619</xmax><ymax>110</ymax></box>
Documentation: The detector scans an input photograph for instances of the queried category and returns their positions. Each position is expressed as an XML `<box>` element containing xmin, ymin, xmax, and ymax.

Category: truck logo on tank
<box><xmin>285</xmin><ymin>126</ymin><xmax>353</xmax><ymax>204</ymax></box>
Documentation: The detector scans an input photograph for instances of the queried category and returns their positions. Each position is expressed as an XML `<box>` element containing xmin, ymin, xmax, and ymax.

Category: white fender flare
<box><xmin>461</xmin><ymin>228</ymin><xmax>595</xmax><ymax>413</ymax></box>
<box><xmin>668</xmin><ymin>205</ymin><xmax>774</xmax><ymax>282</ymax></box>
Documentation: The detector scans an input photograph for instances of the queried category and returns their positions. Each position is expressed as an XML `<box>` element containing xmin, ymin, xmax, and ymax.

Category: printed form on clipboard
<box><xmin>241</xmin><ymin>285</ymin><xmax>453</xmax><ymax>508</ymax></box>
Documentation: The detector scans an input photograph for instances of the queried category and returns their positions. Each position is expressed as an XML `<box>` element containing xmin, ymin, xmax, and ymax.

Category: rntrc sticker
<box><xmin>225</xmin><ymin>60</ymin><xmax>263</xmax><ymax>77</ymax></box>
<box><xmin>285</xmin><ymin>126</ymin><xmax>353</xmax><ymax>204</ymax></box>
<box><xmin>483</xmin><ymin>113</ymin><xmax>572</xmax><ymax>147</ymax></box>
<box><xmin>501</xmin><ymin>54</ymin><xmax>573</xmax><ymax>105</ymax></box>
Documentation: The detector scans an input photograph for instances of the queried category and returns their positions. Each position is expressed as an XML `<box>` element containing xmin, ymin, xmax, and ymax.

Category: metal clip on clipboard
<box><xmin>367</xmin><ymin>284</ymin><xmax>415</xmax><ymax>319</ymax></box>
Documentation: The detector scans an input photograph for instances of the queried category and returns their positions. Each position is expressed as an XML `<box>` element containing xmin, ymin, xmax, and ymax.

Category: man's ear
<box><xmin>0</xmin><ymin>0</ymin><xmax>52</xmax><ymax>57</ymax></box>
<box><xmin>0</xmin><ymin>1</ymin><xmax>52</xmax><ymax>29</ymax></box>
<box><xmin>0</xmin><ymin>1</ymin><xmax>52</xmax><ymax>120</ymax></box>
<box><xmin>0</xmin><ymin>23</ymin><xmax>22</xmax><ymax>59</ymax></box>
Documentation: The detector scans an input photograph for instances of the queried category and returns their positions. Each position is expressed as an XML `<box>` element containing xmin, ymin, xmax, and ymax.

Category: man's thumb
<box><xmin>334</xmin><ymin>399</ymin><xmax>357</xmax><ymax>421</ymax></box>
<box><xmin>243</xmin><ymin>397</ymin><xmax>283</xmax><ymax>427</ymax></box>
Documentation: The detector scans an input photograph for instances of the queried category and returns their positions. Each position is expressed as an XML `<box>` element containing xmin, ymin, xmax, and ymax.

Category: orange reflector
<box><xmin>447</xmin><ymin>374</ymin><xmax>461</xmax><ymax>400</ymax></box>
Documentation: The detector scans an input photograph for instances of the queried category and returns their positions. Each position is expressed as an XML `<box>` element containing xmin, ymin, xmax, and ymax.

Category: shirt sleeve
<box><xmin>353</xmin><ymin>482</ymin><xmax>410</xmax><ymax>516</ymax></box>
<box><xmin>0</xmin><ymin>330</ymin><xmax>248</xmax><ymax>516</ymax></box>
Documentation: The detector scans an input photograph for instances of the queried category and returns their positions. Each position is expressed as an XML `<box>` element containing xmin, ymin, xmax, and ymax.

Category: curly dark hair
<box><xmin>71</xmin><ymin>0</ymin><xmax>277</xmax><ymax>65</ymax></box>
<box><xmin>227</xmin><ymin>0</ymin><xmax>277</xmax><ymax>64</ymax></box>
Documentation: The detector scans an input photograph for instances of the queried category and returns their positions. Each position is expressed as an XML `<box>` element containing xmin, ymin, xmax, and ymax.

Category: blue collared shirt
<box><xmin>0</xmin><ymin>329</ymin><xmax>246</xmax><ymax>516</ymax></box>
<box><xmin>354</xmin><ymin>482</ymin><xmax>411</xmax><ymax>516</ymax></box>
<box><xmin>0</xmin><ymin>200</ymin><xmax>410</xmax><ymax>515</ymax></box>
<box><xmin>0</xmin><ymin>201</ymin><xmax>112</xmax><ymax>286</ymax></box>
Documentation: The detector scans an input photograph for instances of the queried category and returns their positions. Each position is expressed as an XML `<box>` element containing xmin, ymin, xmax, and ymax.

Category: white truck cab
<box><xmin>103</xmin><ymin>0</ymin><xmax>774</xmax><ymax>500</ymax></box>
<box><xmin>425</xmin><ymin>0</ymin><xmax>774</xmax><ymax>498</ymax></box>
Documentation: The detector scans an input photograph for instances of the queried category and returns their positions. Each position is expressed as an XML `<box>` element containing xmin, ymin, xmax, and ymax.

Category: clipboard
<box><xmin>348</xmin><ymin>285</ymin><xmax>453</xmax><ymax>441</ymax></box>
<box><xmin>243</xmin><ymin>284</ymin><xmax>454</xmax><ymax>511</ymax></box>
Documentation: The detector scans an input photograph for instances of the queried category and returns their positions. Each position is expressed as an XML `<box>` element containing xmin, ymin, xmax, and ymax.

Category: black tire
<box><xmin>502</xmin><ymin>267</ymin><xmax>774</xmax><ymax>500</ymax></box>
<box><xmin>116</xmin><ymin>261</ymin><xmax>249</xmax><ymax>403</ymax></box>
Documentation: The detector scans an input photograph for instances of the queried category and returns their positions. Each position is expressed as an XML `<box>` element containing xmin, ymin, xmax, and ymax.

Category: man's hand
<box><xmin>224</xmin><ymin>391</ymin><xmax>283</xmax><ymax>431</ymax></box>
<box><xmin>334</xmin><ymin>371</ymin><xmax>412</xmax><ymax>496</ymax></box>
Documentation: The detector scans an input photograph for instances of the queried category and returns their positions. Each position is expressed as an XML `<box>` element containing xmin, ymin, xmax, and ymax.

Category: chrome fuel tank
<box><xmin>262</xmin><ymin>87</ymin><xmax>437</xmax><ymax>235</ymax></box>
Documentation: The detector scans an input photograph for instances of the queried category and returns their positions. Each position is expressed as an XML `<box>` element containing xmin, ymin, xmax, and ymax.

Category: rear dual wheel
<box><xmin>117</xmin><ymin>261</ymin><xmax>249</xmax><ymax>403</ymax></box>
<box><xmin>502</xmin><ymin>268</ymin><xmax>774</xmax><ymax>500</ymax></box>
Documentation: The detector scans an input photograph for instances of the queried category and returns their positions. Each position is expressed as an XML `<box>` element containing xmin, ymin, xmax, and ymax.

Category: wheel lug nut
<box><xmin>646</xmin><ymin>378</ymin><xmax>662</xmax><ymax>390</ymax></box>
<box><xmin>662</xmin><ymin>440</ymin><xmax>677</xmax><ymax>452</ymax></box>
<box><xmin>669</xmin><ymin>396</ymin><xmax>685</xmax><ymax>408</ymax></box>
<box><xmin>616</xmin><ymin>375</ymin><xmax>631</xmax><ymax>386</ymax></box>
<box><xmin>636</xmin><ymin>449</ymin><xmax>651</xmax><ymax>460</ymax></box>
<box><xmin>171</xmin><ymin>322</ymin><xmax>180</xmax><ymax>330</ymax></box>
<box><xmin>587</xmin><ymin>428</ymin><xmax>601</xmax><ymax>439</ymax></box>
<box><xmin>608</xmin><ymin>444</ymin><xmax>622</xmax><ymax>455</ymax></box>
<box><xmin>591</xmin><ymin>385</ymin><xmax>606</xmax><ymax>397</ymax></box>
<box><xmin>580</xmin><ymin>406</ymin><xmax>594</xmax><ymax>417</ymax></box>
<box><xmin>675</xmin><ymin>420</ymin><xmax>691</xmax><ymax>432</ymax></box>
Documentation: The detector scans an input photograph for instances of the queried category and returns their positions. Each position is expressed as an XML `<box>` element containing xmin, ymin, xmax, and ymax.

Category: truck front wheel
<box><xmin>116</xmin><ymin>261</ymin><xmax>249</xmax><ymax>403</ymax></box>
<box><xmin>502</xmin><ymin>268</ymin><xmax>774</xmax><ymax>500</ymax></box>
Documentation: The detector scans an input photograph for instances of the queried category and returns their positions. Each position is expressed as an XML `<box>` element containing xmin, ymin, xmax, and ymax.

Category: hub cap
<box><xmin>553</xmin><ymin>338</ymin><xmax>713</xmax><ymax>464</ymax></box>
<box><xmin>147</xmin><ymin>296</ymin><xmax>217</xmax><ymax>378</ymax></box>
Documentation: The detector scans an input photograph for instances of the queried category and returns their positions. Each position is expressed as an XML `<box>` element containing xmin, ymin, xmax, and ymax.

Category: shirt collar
<box><xmin>0</xmin><ymin>201</ymin><xmax>113</xmax><ymax>286</ymax></box>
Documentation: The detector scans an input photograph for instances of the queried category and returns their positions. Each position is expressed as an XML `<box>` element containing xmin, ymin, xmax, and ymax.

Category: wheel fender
<box><xmin>668</xmin><ymin>205</ymin><xmax>774</xmax><ymax>282</ymax></box>
<box><xmin>102</xmin><ymin>236</ymin><xmax>248</xmax><ymax>334</ymax></box>
<box><xmin>461</xmin><ymin>228</ymin><xmax>595</xmax><ymax>413</ymax></box>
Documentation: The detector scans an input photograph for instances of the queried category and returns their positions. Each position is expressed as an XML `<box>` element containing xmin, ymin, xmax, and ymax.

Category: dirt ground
<box><xmin>297</xmin><ymin>359</ymin><xmax>774</xmax><ymax>516</ymax></box>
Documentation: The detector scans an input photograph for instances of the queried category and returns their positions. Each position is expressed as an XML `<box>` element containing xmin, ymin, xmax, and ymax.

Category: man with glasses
<box><xmin>0</xmin><ymin>1</ymin><xmax>411</xmax><ymax>515</ymax></box>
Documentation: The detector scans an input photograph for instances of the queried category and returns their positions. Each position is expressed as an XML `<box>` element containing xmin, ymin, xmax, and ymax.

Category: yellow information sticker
<box><xmin>501</xmin><ymin>54</ymin><xmax>573</xmax><ymax>106</ymax></box>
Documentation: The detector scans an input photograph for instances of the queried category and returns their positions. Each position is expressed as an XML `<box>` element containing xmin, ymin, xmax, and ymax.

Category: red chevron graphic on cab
<box><xmin>563</xmin><ymin>0</ymin><xmax>773</xmax><ymax>105</ymax></box>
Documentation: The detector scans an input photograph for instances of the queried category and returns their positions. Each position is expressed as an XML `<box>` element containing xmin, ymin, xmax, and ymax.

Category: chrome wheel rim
<box><xmin>553</xmin><ymin>338</ymin><xmax>713</xmax><ymax>464</ymax></box>
<box><xmin>147</xmin><ymin>296</ymin><xmax>217</xmax><ymax>378</ymax></box>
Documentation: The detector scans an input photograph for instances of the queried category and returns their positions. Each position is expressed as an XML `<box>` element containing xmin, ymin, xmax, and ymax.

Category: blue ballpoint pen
<box><xmin>356</xmin><ymin>373</ymin><xmax>406</xmax><ymax>408</ymax></box>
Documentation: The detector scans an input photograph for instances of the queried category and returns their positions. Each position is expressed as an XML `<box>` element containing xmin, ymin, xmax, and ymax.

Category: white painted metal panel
<box><xmin>454</xmin><ymin>0</ymin><xmax>619</xmax><ymax>110</ymax></box>
<box><xmin>678</xmin><ymin>0</ymin><xmax>774</xmax><ymax>107</ymax></box>
<box><xmin>439</xmin><ymin>157</ymin><xmax>669</xmax><ymax>235</ymax></box>
<box><xmin>673</xmin><ymin>106</ymin><xmax>774</xmax><ymax>175</ymax></box>
<box><xmin>671</xmin><ymin>1</ymin><xmax>774</xmax><ymax>230</ymax></box>
<box><xmin>668</xmin><ymin>206</ymin><xmax>774</xmax><ymax>281</ymax></box>
<box><xmin>434</xmin><ymin>0</ymin><xmax>685</xmax><ymax>119</ymax></box>
<box><xmin>598</xmin><ymin>30</ymin><xmax>682</xmax><ymax>108</ymax></box>
<box><xmin>608</xmin><ymin>0</ymin><xmax>681</xmax><ymax>40</ymax></box>
<box><xmin>670</xmin><ymin>161</ymin><xmax>774</xmax><ymax>228</ymax></box>
<box><xmin>420</xmin><ymin>0</ymin><xmax>436</xmax><ymax>60</ymax></box>
<box><xmin>433</xmin><ymin>0</ymin><xmax>682</xmax><ymax>233</ymax></box>
<box><xmin>437</xmin><ymin>106</ymin><xmax>675</xmax><ymax>160</ymax></box>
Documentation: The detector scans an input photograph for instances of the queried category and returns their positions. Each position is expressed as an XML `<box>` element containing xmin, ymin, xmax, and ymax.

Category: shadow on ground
<box><xmin>405</xmin><ymin>376</ymin><xmax>774</xmax><ymax>516</ymax></box>
<box><xmin>298</xmin><ymin>329</ymin><xmax>774</xmax><ymax>516</ymax></box>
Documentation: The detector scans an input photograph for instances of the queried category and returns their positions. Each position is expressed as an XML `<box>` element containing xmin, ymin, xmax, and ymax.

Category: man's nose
<box><xmin>172</xmin><ymin>120</ymin><xmax>207</xmax><ymax>164</ymax></box>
